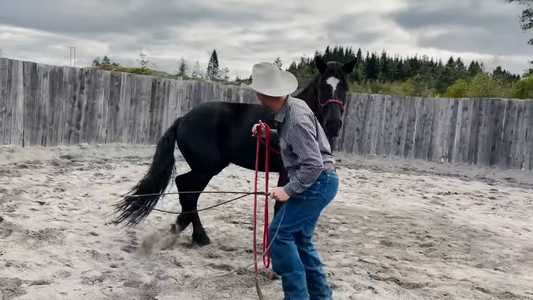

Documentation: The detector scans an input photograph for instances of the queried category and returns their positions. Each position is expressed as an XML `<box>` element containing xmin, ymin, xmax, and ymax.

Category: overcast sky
<box><xmin>0</xmin><ymin>0</ymin><xmax>531</xmax><ymax>78</ymax></box>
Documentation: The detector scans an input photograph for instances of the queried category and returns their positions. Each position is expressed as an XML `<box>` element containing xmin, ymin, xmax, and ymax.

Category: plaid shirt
<box><xmin>270</xmin><ymin>96</ymin><xmax>335</xmax><ymax>196</ymax></box>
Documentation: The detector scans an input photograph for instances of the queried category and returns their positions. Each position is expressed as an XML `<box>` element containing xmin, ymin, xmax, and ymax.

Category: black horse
<box><xmin>113</xmin><ymin>56</ymin><xmax>356</xmax><ymax>246</ymax></box>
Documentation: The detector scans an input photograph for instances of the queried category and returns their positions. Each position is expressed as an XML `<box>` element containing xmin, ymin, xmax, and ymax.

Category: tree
<box><xmin>177</xmin><ymin>57</ymin><xmax>189</xmax><ymax>78</ymax></box>
<box><xmin>365</xmin><ymin>52</ymin><xmax>379</xmax><ymax>80</ymax></box>
<box><xmin>443</xmin><ymin>80</ymin><xmax>470</xmax><ymax>98</ymax></box>
<box><xmin>137</xmin><ymin>52</ymin><xmax>149</xmax><ymax>68</ymax></box>
<box><xmin>206</xmin><ymin>49</ymin><xmax>220</xmax><ymax>80</ymax></box>
<box><xmin>510</xmin><ymin>74</ymin><xmax>533</xmax><ymax>98</ymax></box>
<box><xmin>191</xmin><ymin>61</ymin><xmax>202</xmax><ymax>78</ymax></box>
<box><xmin>525</xmin><ymin>65</ymin><xmax>533</xmax><ymax>76</ymax></box>
<box><xmin>92</xmin><ymin>57</ymin><xmax>101</xmax><ymax>66</ymax></box>
<box><xmin>102</xmin><ymin>56</ymin><xmax>111</xmax><ymax>65</ymax></box>
<box><xmin>92</xmin><ymin>56</ymin><xmax>119</xmax><ymax>67</ymax></box>
<box><xmin>217</xmin><ymin>67</ymin><xmax>230</xmax><ymax>82</ymax></box>
<box><xmin>468</xmin><ymin>61</ymin><xmax>483</xmax><ymax>77</ymax></box>
<box><xmin>273</xmin><ymin>57</ymin><xmax>283</xmax><ymax>69</ymax></box>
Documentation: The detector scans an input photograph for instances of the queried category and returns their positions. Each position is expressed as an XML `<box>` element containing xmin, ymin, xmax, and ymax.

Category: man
<box><xmin>249</xmin><ymin>62</ymin><xmax>339</xmax><ymax>300</ymax></box>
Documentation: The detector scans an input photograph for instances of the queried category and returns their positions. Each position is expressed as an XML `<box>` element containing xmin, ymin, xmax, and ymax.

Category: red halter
<box><xmin>317</xmin><ymin>92</ymin><xmax>344</xmax><ymax>114</ymax></box>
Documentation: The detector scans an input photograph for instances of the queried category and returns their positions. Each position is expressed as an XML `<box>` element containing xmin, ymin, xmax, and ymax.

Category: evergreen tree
<box><xmin>92</xmin><ymin>56</ymin><xmax>119</xmax><ymax>67</ymax></box>
<box><xmin>525</xmin><ymin>65</ymin><xmax>533</xmax><ymax>77</ymax></box>
<box><xmin>177</xmin><ymin>57</ymin><xmax>189</xmax><ymax>78</ymax></box>
<box><xmin>355</xmin><ymin>48</ymin><xmax>363</xmax><ymax>64</ymax></box>
<box><xmin>446</xmin><ymin>56</ymin><xmax>456</xmax><ymax>69</ymax></box>
<box><xmin>102</xmin><ymin>56</ymin><xmax>111</xmax><ymax>65</ymax></box>
<box><xmin>273</xmin><ymin>57</ymin><xmax>283</xmax><ymax>69</ymax></box>
<box><xmin>468</xmin><ymin>61</ymin><xmax>482</xmax><ymax>77</ymax></box>
<box><xmin>206</xmin><ymin>49</ymin><xmax>220</xmax><ymax>80</ymax></box>
<box><xmin>379</xmin><ymin>50</ymin><xmax>390</xmax><ymax>80</ymax></box>
<box><xmin>324</xmin><ymin>46</ymin><xmax>332</xmax><ymax>60</ymax></box>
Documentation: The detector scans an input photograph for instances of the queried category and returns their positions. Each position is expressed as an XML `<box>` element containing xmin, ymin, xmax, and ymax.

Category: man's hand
<box><xmin>270</xmin><ymin>187</ymin><xmax>290</xmax><ymax>202</ymax></box>
<box><xmin>251</xmin><ymin>120</ymin><xmax>267</xmax><ymax>138</ymax></box>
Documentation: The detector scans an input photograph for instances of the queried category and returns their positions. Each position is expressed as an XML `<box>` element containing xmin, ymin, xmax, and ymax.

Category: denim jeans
<box><xmin>268</xmin><ymin>169</ymin><xmax>339</xmax><ymax>300</ymax></box>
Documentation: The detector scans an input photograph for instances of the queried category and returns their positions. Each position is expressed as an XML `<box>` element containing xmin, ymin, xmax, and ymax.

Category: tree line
<box><xmin>285</xmin><ymin>45</ymin><xmax>532</xmax><ymax>99</ymax></box>
<box><xmin>92</xmin><ymin>49</ymin><xmax>230</xmax><ymax>82</ymax></box>
<box><xmin>91</xmin><ymin>45</ymin><xmax>533</xmax><ymax>100</ymax></box>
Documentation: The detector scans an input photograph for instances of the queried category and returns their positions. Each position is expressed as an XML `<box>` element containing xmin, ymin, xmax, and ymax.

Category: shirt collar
<box><xmin>274</xmin><ymin>96</ymin><xmax>292</xmax><ymax>123</ymax></box>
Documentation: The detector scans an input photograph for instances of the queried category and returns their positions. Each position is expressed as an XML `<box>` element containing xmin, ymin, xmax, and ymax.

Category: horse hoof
<box><xmin>192</xmin><ymin>234</ymin><xmax>211</xmax><ymax>247</ymax></box>
<box><xmin>170</xmin><ymin>224</ymin><xmax>178</xmax><ymax>234</ymax></box>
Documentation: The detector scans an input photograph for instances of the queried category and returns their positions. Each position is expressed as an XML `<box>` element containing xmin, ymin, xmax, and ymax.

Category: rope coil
<box><xmin>253</xmin><ymin>122</ymin><xmax>273</xmax><ymax>280</ymax></box>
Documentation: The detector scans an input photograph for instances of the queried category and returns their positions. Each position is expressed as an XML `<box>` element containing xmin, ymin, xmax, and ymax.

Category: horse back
<box><xmin>178</xmin><ymin>101</ymin><xmax>282</xmax><ymax>171</ymax></box>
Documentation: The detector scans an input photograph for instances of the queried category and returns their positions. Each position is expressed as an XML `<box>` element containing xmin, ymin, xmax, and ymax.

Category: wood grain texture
<box><xmin>0</xmin><ymin>58</ymin><xmax>531</xmax><ymax>170</ymax></box>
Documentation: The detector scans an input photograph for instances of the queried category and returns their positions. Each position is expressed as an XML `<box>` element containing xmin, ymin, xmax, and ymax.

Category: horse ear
<box><xmin>341</xmin><ymin>59</ymin><xmax>357</xmax><ymax>74</ymax></box>
<box><xmin>314</xmin><ymin>56</ymin><xmax>327</xmax><ymax>73</ymax></box>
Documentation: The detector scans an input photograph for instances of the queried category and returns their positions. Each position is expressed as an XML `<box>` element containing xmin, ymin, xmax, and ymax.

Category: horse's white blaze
<box><xmin>326</xmin><ymin>77</ymin><xmax>340</xmax><ymax>95</ymax></box>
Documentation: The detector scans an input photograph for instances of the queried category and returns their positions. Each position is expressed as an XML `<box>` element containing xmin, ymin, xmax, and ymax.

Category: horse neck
<box><xmin>294</xmin><ymin>84</ymin><xmax>319</xmax><ymax>115</ymax></box>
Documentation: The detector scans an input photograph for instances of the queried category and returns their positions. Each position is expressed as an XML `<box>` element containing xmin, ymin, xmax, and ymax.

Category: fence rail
<box><xmin>1</xmin><ymin>57</ymin><xmax>532</xmax><ymax>170</ymax></box>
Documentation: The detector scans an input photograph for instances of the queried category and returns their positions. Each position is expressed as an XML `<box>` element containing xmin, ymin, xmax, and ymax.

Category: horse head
<box><xmin>297</xmin><ymin>56</ymin><xmax>357</xmax><ymax>147</ymax></box>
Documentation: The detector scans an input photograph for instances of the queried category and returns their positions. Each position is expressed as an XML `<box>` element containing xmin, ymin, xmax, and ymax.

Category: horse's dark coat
<box><xmin>113</xmin><ymin>57</ymin><xmax>356</xmax><ymax>246</ymax></box>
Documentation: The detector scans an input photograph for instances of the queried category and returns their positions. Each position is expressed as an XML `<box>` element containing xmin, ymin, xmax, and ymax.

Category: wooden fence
<box><xmin>0</xmin><ymin>58</ymin><xmax>257</xmax><ymax>147</ymax></box>
<box><xmin>337</xmin><ymin>94</ymin><xmax>533</xmax><ymax>170</ymax></box>
<box><xmin>1</xmin><ymin>57</ymin><xmax>532</xmax><ymax>170</ymax></box>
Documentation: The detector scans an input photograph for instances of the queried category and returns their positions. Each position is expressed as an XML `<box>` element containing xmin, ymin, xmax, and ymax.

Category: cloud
<box><xmin>0</xmin><ymin>0</ymin><xmax>274</xmax><ymax>37</ymax></box>
<box><xmin>389</xmin><ymin>0</ymin><xmax>532</xmax><ymax>56</ymax></box>
<box><xmin>0</xmin><ymin>0</ymin><xmax>531</xmax><ymax>79</ymax></box>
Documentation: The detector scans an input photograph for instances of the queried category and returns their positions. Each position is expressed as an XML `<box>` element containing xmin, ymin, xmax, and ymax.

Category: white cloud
<box><xmin>0</xmin><ymin>0</ymin><xmax>531</xmax><ymax>78</ymax></box>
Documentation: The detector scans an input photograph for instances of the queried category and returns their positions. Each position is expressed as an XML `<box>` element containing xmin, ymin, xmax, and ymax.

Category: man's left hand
<box><xmin>270</xmin><ymin>187</ymin><xmax>290</xmax><ymax>202</ymax></box>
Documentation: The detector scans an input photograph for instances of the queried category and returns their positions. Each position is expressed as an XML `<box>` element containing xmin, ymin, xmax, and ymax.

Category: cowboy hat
<box><xmin>248</xmin><ymin>62</ymin><xmax>298</xmax><ymax>97</ymax></box>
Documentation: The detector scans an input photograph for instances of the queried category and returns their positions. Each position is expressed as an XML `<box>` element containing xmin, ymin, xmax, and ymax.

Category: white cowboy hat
<box><xmin>248</xmin><ymin>62</ymin><xmax>298</xmax><ymax>97</ymax></box>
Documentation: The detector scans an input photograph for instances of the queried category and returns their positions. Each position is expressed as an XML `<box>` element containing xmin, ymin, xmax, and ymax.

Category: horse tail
<box><xmin>113</xmin><ymin>117</ymin><xmax>181</xmax><ymax>226</ymax></box>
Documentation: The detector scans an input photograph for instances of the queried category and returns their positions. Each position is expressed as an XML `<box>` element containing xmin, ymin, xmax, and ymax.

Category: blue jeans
<box><xmin>268</xmin><ymin>170</ymin><xmax>339</xmax><ymax>300</ymax></box>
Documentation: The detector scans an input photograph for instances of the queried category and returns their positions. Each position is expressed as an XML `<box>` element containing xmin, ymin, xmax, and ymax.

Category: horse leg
<box><xmin>174</xmin><ymin>170</ymin><xmax>215</xmax><ymax>247</ymax></box>
<box><xmin>274</xmin><ymin>168</ymin><xmax>289</xmax><ymax>216</ymax></box>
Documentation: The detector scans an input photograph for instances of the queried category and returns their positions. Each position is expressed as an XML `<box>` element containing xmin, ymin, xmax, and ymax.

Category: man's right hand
<box><xmin>251</xmin><ymin>120</ymin><xmax>267</xmax><ymax>138</ymax></box>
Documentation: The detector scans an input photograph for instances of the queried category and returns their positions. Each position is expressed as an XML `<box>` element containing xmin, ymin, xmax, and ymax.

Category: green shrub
<box><xmin>509</xmin><ymin>76</ymin><xmax>533</xmax><ymax>99</ymax></box>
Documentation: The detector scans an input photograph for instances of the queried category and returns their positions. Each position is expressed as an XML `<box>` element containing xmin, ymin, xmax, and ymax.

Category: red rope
<box><xmin>258</xmin><ymin>138</ymin><xmax>280</xmax><ymax>155</ymax></box>
<box><xmin>253</xmin><ymin>123</ymin><xmax>273</xmax><ymax>279</ymax></box>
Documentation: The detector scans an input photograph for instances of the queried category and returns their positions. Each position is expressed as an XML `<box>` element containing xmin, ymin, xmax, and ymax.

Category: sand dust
<box><xmin>0</xmin><ymin>144</ymin><xmax>532</xmax><ymax>300</ymax></box>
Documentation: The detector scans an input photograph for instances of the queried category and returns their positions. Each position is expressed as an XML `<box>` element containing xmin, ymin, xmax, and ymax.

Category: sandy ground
<box><xmin>0</xmin><ymin>144</ymin><xmax>532</xmax><ymax>300</ymax></box>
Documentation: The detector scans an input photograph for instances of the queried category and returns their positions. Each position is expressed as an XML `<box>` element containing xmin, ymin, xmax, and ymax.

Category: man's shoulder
<box><xmin>285</xmin><ymin>97</ymin><xmax>316</xmax><ymax>129</ymax></box>
<box><xmin>287</xmin><ymin>96</ymin><xmax>314</xmax><ymax>116</ymax></box>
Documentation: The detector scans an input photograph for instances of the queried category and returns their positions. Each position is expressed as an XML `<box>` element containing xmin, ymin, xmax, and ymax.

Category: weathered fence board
<box><xmin>0</xmin><ymin>57</ymin><xmax>532</xmax><ymax>170</ymax></box>
<box><xmin>526</xmin><ymin>100</ymin><xmax>533</xmax><ymax>170</ymax></box>
<box><xmin>0</xmin><ymin>59</ymin><xmax>7</xmax><ymax>144</ymax></box>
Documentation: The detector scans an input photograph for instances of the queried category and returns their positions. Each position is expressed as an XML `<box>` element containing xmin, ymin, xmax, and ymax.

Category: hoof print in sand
<box><xmin>136</xmin><ymin>229</ymin><xmax>181</xmax><ymax>255</ymax></box>
<box><xmin>0</xmin><ymin>277</ymin><xmax>28</xmax><ymax>299</ymax></box>
<box><xmin>0</xmin><ymin>218</ymin><xmax>15</xmax><ymax>238</ymax></box>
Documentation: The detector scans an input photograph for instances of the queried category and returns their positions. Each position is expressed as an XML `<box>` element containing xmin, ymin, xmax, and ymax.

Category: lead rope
<box><xmin>253</xmin><ymin>123</ymin><xmax>273</xmax><ymax>300</ymax></box>
<box><xmin>262</xmin><ymin>124</ymin><xmax>271</xmax><ymax>271</ymax></box>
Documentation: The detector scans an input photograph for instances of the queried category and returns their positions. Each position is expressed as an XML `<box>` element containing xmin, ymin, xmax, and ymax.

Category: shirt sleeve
<box><xmin>283</xmin><ymin>115</ymin><xmax>324</xmax><ymax>196</ymax></box>
<box><xmin>266</xmin><ymin>129</ymin><xmax>279</xmax><ymax>149</ymax></box>
<box><xmin>270</xmin><ymin>129</ymin><xmax>278</xmax><ymax>142</ymax></box>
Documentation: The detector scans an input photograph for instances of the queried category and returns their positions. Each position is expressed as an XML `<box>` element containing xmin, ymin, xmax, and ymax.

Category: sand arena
<box><xmin>0</xmin><ymin>144</ymin><xmax>532</xmax><ymax>300</ymax></box>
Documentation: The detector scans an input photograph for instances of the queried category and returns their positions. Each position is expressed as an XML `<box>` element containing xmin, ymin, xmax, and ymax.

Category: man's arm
<box><xmin>270</xmin><ymin>129</ymin><xmax>279</xmax><ymax>140</ymax></box>
<box><xmin>283</xmin><ymin>115</ymin><xmax>324</xmax><ymax>196</ymax></box>
<box><xmin>266</xmin><ymin>128</ymin><xmax>279</xmax><ymax>149</ymax></box>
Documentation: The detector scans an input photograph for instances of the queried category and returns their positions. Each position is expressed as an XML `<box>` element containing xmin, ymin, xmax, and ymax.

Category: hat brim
<box><xmin>247</xmin><ymin>70</ymin><xmax>298</xmax><ymax>97</ymax></box>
